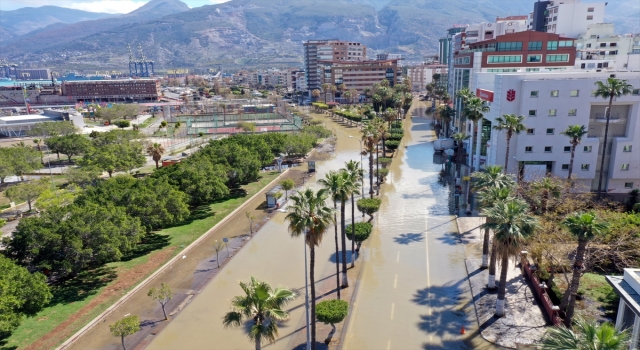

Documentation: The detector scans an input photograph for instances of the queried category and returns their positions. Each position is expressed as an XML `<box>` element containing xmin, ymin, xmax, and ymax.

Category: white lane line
<box><xmin>394</xmin><ymin>274</ymin><xmax>398</xmax><ymax>289</ymax></box>
<box><xmin>390</xmin><ymin>303</ymin><xmax>395</xmax><ymax>320</ymax></box>
<box><xmin>387</xmin><ymin>340</ymin><xmax>391</xmax><ymax>350</ymax></box>
<box><xmin>396</xmin><ymin>251</ymin><xmax>400</xmax><ymax>263</ymax></box>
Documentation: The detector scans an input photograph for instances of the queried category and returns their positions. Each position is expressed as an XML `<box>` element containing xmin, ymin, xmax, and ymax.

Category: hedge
<box><xmin>334</xmin><ymin>110</ymin><xmax>363</xmax><ymax>123</ymax></box>
<box><xmin>312</xmin><ymin>102</ymin><xmax>329</xmax><ymax>110</ymax></box>
<box><xmin>378</xmin><ymin>157</ymin><xmax>393</xmax><ymax>166</ymax></box>
<box><xmin>388</xmin><ymin>133</ymin><xmax>403</xmax><ymax>141</ymax></box>
<box><xmin>385</xmin><ymin>140</ymin><xmax>400</xmax><ymax>150</ymax></box>
<box><xmin>389</xmin><ymin>128</ymin><xmax>404</xmax><ymax>135</ymax></box>
<box><xmin>316</xmin><ymin>299</ymin><xmax>349</xmax><ymax>325</ymax></box>
<box><xmin>375</xmin><ymin>168</ymin><xmax>390</xmax><ymax>179</ymax></box>
<box><xmin>357</xmin><ymin>197</ymin><xmax>381</xmax><ymax>217</ymax></box>
<box><xmin>345</xmin><ymin>222</ymin><xmax>373</xmax><ymax>244</ymax></box>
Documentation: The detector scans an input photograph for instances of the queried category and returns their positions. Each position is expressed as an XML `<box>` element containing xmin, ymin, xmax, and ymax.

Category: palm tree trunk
<box><xmin>563</xmin><ymin>239</ymin><xmax>587</xmax><ymax>327</ymax></box>
<box><xmin>488</xmin><ymin>238</ymin><xmax>497</xmax><ymax>289</ymax></box>
<box><xmin>504</xmin><ymin>134</ymin><xmax>511</xmax><ymax>174</ymax></box>
<box><xmin>376</xmin><ymin>143</ymin><xmax>380</xmax><ymax>195</ymax></box>
<box><xmin>481</xmin><ymin>227</ymin><xmax>489</xmax><ymax>268</ymax></box>
<box><xmin>255</xmin><ymin>336</ymin><xmax>261</xmax><ymax>350</ymax></box>
<box><xmin>568</xmin><ymin>143</ymin><xmax>576</xmax><ymax>181</ymax></box>
<box><xmin>495</xmin><ymin>250</ymin><xmax>509</xmax><ymax>317</ymax></box>
<box><xmin>369</xmin><ymin>151</ymin><xmax>374</xmax><ymax>198</ymax></box>
<box><xmin>597</xmin><ymin>95</ymin><xmax>614</xmax><ymax>198</ymax></box>
<box><xmin>310</xmin><ymin>245</ymin><xmax>317</xmax><ymax>350</ymax></box>
<box><xmin>340</xmin><ymin>200</ymin><xmax>349</xmax><ymax>288</ymax></box>
<box><xmin>333</xmin><ymin>203</ymin><xmax>340</xmax><ymax>299</ymax></box>
<box><xmin>351</xmin><ymin>193</ymin><xmax>356</xmax><ymax>268</ymax></box>
<box><xmin>475</xmin><ymin>121</ymin><xmax>483</xmax><ymax>171</ymax></box>
<box><xmin>155</xmin><ymin>160</ymin><xmax>159</xmax><ymax>169</ymax></box>
<box><xmin>468</xmin><ymin>120</ymin><xmax>475</xmax><ymax>171</ymax></box>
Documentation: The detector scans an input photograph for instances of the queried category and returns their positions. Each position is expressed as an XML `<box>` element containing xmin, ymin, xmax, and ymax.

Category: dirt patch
<box><xmin>24</xmin><ymin>247</ymin><xmax>176</xmax><ymax>350</ymax></box>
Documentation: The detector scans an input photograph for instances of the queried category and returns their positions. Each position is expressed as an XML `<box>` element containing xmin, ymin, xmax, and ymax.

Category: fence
<box><xmin>521</xmin><ymin>251</ymin><xmax>563</xmax><ymax>326</ymax></box>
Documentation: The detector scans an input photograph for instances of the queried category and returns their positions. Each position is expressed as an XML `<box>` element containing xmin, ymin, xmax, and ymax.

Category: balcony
<box><xmin>595</xmin><ymin>113</ymin><xmax>621</xmax><ymax>122</ymax></box>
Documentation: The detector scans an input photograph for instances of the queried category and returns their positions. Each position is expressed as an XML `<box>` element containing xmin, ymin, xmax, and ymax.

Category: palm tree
<box><xmin>33</xmin><ymin>138</ymin><xmax>43</xmax><ymax>163</ymax></box>
<box><xmin>349</xmin><ymin>89</ymin><xmax>358</xmax><ymax>104</ymax></box>
<box><xmin>463</xmin><ymin>97</ymin><xmax>490</xmax><ymax>171</ymax></box>
<box><xmin>452</xmin><ymin>132</ymin><xmax>469</xmax><ymax>175</ymax></box>
<box><xmin>335</xmin><ymin>170</ymin><xmax>359</xmax><ymax>288</ymax></box>
<box><xmin>222</xmin><ymin>276</ymin><xmax>296</xmax><ymax>350</ymax></box>
<box><xmin>562</xmin><ymin>125</ymin><xmax>588</xmax><ymax>182</ymax></box>
<box><xmin>593</xmin><ymin>78</ymin><xmax>634</xmax><ymax>198</ymax></box>
<box><xmin>372</xmin><ymin>118</ymin><xmax>388</xmax><ymax>194</ymax></box>
<box><xmin>146</xmin><ymin>143</ymin><xmax>166</xmax><ymax>169</ymax></box>
<box><xmin>343</xmin><ymin>90</ymin><xmax>352</xmax><ymax>105</ymax></box>
<box><xmin>285</xmin><ymin>188</ymin><xmax>334</xmax><ymax>349</ymax></box>
<box><xmin>362</xmin><ymin>123</ymin><xmax>379</xmax><ymax>198</ymax></box>
<box><xmin>560</xmin><ymin>212</ymin><xmax>609</xmax><ymax>327</ymax></box>
<box><xmin>540</xmin><ymin>317</ymin><xmax>630</xmax><ymax>350</ymax></box>
<box><xmin>482</xmin><ymin>199</ymin><xmax>537</xmax><ymax>316</ymax></box>
<box><xmin>493</xmin><ymin>114</ymin><xmax>527</xmax><ymax>174</ymax></box>
<box><xmin>344</xmin><ymin>160</ymin><xmax>363</xmax><ymax>267</ymax></box>
<box><xmin>321</xmin><ymin>83</ymin><xmax>331</xmax><ymax>103</ymax></box>
<box><xmin>330</xmin><ymin>85</ymin><xmax>337</xmax><ymax>103</ymax></box>
<box><xmin>531</xmin><ymin>177</ymin><xmax>561</xmax><ymax>214</ymax></box>
<box><xmin>318</xmin><ymin>171</ymin><xmax>343</xmax><ymax>299</ymax></box>
<box><xmin>372</xmin><ymin>94</ymin><xmax>382</xmax><ymax>112</ymax></box>
<box><xmin>311</xmin><ymin>89</ymin><xmax>321</xmax><ymax>101</ymax></box>
<box><xmin>471</xmin><ymin>165</ymin><xmax>515</xmax><ymax>268</ymax></box>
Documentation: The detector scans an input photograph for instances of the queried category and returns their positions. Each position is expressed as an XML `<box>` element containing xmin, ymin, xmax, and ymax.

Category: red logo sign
<box><xmin>476</xmin><ymin>88</ymin><xmax>494</xmax><ymax>102</ymax></box>
<box><xmin>506</xmin><ymin>89</ymin><xmax>516</xmax><ymax>102</ymax></box>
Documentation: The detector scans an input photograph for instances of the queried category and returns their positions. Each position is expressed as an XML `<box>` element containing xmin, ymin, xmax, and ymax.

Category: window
<box><xmin>547</xmin><ymin>41</ymin><xmax>558</xmax><ymax>50</ymax></box>
<box><xmin>587</xmin><ymin>15</ymin><xmax>593</xmax><ymax>20</ymax></box>
<box><xmin>549</xmin><ymin>109</ymin><xmax>557</xmax><ymax>116</ymax></box>
<box><xmin>528</xmin><ymin>110</ymin><xmax>537</xmax><ymax>116</ymax></box>
<box><xmin>570</xmin><ymin>90</ymin><xmax>579</xmax><ymax>97</ymax></box>
<box><xmin>527</xmin><ymin>54</ymin><xmax>542</xmax><ymax>62</ymax></box>
<box><xmin>528</xmin><ymin>41</ymin><xmax>543</xmax><ymax>50</ymax></box>
<box><xmin>633</xmin><ymin>89</ymin><xmax>640</xmax><ymax>95</ymax></box>
<box><xmin>546</xmin><ymin>128</ymin><xmax>554</xmax><ymax>134</ymax></box>
<box><xmin>496</xmin><ymin>42</ymin><xmax>523</xmax><ymax>51</ymax></box>
<box><xmin>624</xmin><ymin>182</ymin><xmax>634</xmax><ymax>188</ymax></box>
<box><xmin>561</xmin><ymin>164</ymin><xmax>570</xmax><ymax>170</ymax></box>
<box><xmin>564</xmin><ymin>146</ymin><xmax>571</xmax><ymax>152</ymax></box>
<box><xmin>568</xmin><ymin>109</ymin><xmax>577</xmax><ymax>116</ymax></box>
<box><xmin>610</xmin><ymin>42</ymin><xmax>617</xmax><ymax>47</ymax></box>
<box><xmin>544</xmin><ymin>146</ymin><xmax>553</xmax><ymax>153</ymax></box>
<box><xmin>525</xmin><ymin>146</ymin><xmax>533</xmax><ymax>152</ymax></box>
<box><xmin>547</xmin><ymin>54</ymin><xmax>570</xmax><ymax>62</ymax></box>
<box><xmin>581</xmin><ymin>164</ymin><xmax>590</xmax><ymax>170</ymax></box>
<box><xmin>621</xmin><ymin>164</ymin><xmax>629</xmax><ymax>170</ymax></box>
<box><xmin>588</xmin><ymin>7</ymin><xmax>594</xmax><ymax>12</ymax></box>
<box><xmin>487</xmin><ymin>55</ymin><xmax>522</xmax><ymax>63</ymax></box>
<box><xmin>623</xmin><ymin>145</ymin><xmax>632</xmax><ymax>152</ymax></box>
<box><xmin>526</xmin><ymin>68</ymin><xmax>541</xmax><ymax>72</ymax></box>
<box><xmin>586</xmin><ymin>43</ymin><xmax>592</xmax><ymax>48</ymax></box>
<box><xmin>551</xmin><ymin>90</ymin><xmax>559</xmax><ymax>97</ymax></box>
<box><xmin>584</xmin><ymin>146</ymin><xmax>592</xmax><ymax>152</ymax></box>
<box><xmin>600</xmin><ymin>43</ymin><xmax>607</xmax><ymax>47</ymax></box>
<box><xmin>530</xmin><ymin>91</ymin><xmax>539</xmax><ymax>97</ymax></box>
<box><xmin>527</xmin><ymin>128</ymin><xmax>535</xmax><ymax>135</ymax></box>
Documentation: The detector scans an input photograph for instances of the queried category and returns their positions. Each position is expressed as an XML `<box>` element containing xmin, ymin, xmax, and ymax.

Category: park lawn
<box><xmin>1</xmin><ymin>171</ymin><xmax>281</xmax><ymax>350</ymax></box>
<box><xmin>139</xmin><ymin>117</ymin><xmax>157</xmax><ymax>128</ymax></box>
<box><xmin>576</xmin><ymin>272</ymin><xmax>619</xmax><ymax>321</ymax></box>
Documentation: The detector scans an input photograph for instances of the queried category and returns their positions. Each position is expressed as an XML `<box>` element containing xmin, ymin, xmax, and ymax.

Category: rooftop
<box><xmin>606</xmin><ymin>268</ymin><xmax>640</xmax><ymax>314</ymax></box>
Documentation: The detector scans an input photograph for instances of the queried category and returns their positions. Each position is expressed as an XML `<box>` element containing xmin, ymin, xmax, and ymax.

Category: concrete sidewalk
<box><xmin>457</xmin><ymin>217</ymin><xmax>547</xmax><ymax>349</ymax></box>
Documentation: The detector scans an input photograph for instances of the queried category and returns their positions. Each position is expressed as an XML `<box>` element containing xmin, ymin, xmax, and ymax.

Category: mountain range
<box><xmin>0</xmin><ymin>0</ymin><xmax>638</xmax><ymax>72</ymax></box>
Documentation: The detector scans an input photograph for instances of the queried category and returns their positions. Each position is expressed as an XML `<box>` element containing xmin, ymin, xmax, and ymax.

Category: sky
<box><xmin>0</xmin><ymin>0</ymin><xmax>229</xmax><ymax>13</ymax></box>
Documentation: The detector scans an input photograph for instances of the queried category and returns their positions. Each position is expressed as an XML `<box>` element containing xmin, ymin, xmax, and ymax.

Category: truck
<box><xmin>433</xmin><ymin>138</ymin><xmax>455</xmax><ymax>152</ymax></box>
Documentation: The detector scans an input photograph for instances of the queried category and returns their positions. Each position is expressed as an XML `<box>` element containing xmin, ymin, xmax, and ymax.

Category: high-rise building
<box><xmin>528</xmin><ymin>0</ymin><xmax>606</xmax><ymax>38</ymax></box>
<box><xmin>439</xmin><ymin>26</ymin><xmax>466</xmax><ymax>65</ymax></box>
<box><xmin>303</xmin><ymin>40</ymin><xmax>366</xmax><ymax>92</ymax></box>
<box><xmin>574</xmin><ymin>24</ymin><xmax>640</xmax><ymax>72</ymax></box>
<box><xmin>318</xmin><ymin>58</ymin><xmax>402</xmax><ymax>95</ymax></box>
<box><xmin>406</xmin><ymin>64</ymin><xmax>448</xmax><ymax>92</ymax></box>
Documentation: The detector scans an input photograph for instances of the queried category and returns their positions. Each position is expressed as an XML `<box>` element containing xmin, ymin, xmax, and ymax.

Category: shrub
<box><xmin>316</xmin><ymin>299</ymin><xmax>348</xmax><ymax>344</ymax></box>
<box><xmin>357</xmin><ymin>197</ymin><xmax>381</xmax><ymax>218</ymax></box>
<box><xmin>378</xmin><ymin>157</ymin><xmax>393</xmax><ymax>167</ymax></box>
<box><xmin>302</xmin><ymin>125</ymin><xmax>332</xmax><ymax>139</ymax></box>
<box><xmin>334</xmin><ymin>110</ymin><xmax>362</xmax><ymax>123</ymax></box>
<box><xmin>114</xmin><ymin>120</ymin><xmax>131</xmax><ymax>128</ymax></box>
<box><xmin>345</xmin><ymin>222</ymin><xmax>373</xmax><ymax>247</ymax></box>
<box><xmin>312</xmin><ymin>102</ymin><xmax>329</xmax><ymax>110</ymax></box>
<box><xmin>375</xmin><ymin>168</ymin><xmax>390</xmax><ymax>179</ymax></box>
<box><xmin>388</xmin><ymin>133</ymin><xmax>403</xmax><ymax>141</ymax></box>
<box><xmin>385</xmin><ymin>140</ymin><xmax>400</xmax><ymax>150</ymax></box>
<box><xmin>389</xmin><ymin>128</ymin><xmax>404</xmax><ymax>135</ymax></box>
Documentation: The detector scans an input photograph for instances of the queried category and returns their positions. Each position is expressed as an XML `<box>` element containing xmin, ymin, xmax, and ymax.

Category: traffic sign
<box><xmin>223</xmin><ymin>238</ymin><xmax>229</xmax><ymax>243</ymax></box>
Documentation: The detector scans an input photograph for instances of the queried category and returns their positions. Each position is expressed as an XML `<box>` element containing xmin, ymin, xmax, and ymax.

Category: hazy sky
<box><xmin>0</xmin><ymin>0</ymin><xmax>230</xmax><ymax>13</ymax></box>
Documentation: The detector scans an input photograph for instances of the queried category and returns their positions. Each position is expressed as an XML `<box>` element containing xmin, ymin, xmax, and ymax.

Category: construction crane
<box><xmin>127</xmin><ymin>44</ymin><xmax>138</xmax><ymax>77</ymax></box>
<box><xmin>136</xmin><ymin>43</ymin><xmax>154</xmax><ymax>77</ymax></box>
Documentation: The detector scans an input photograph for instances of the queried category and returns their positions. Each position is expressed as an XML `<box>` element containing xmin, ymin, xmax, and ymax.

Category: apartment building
<box><xmin>529</xmin><ymin>0</ymin><xmax>606</xmax><ymax>38</ymax></box>
<box><xmin>303</xmin><ymin>40</ymin><xmax>366</xmax><ymax>92</ymax></box>
<box><xmin>474</xmin><ymin>71</ymin><xmax>640</xmax><ymax>197</ymax></box>
<box><xmin>463</xmin><ymin>16</ymin><xmax>529</xmax><ymax>46</ymax></box>
<box><xmin>575</xmin><ymin>24</ymin><xmax>640</xmax><ymax>72</ymax></box>
<box><xmin>318</xmin><ymin>58</ymin><xmax>403</xmax><ymax>94</ymax></box>
<box><xmin>407</xmin><ymin>64</ymin><xmax>448</xmax><ymax>92</ymax></box>
<box><xmin>61</xmin><ymin>79</ymin><xmax>160</xmax><ymax>102</ymax></box>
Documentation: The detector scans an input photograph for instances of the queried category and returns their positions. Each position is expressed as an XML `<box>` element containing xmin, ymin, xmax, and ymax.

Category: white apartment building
<box><xmin>575</xmin><ymin>23</ymin><xmax>640</xmax><ymax>72</ymax></box>
<box><xmin>463</xmin><ymin>16</ymin><xmax>529</xmax><ymax>46</ymax></box>
<box><xmin>407</xmin><ymin>64</ymin><xmax>447</xmax><ymax>92</ymax></box>
<box><xmin>528</xmin><ymin>0</ymin><xmax>606</xmax><ymax>39</ymax></box>
<box><xmin>474</xmin><ymin>71</ymin><xmax>640</xmax><ymax>197</ymax></box>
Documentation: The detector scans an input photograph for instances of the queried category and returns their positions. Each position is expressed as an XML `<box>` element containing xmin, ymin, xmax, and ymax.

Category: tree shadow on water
<box><xmin>393</xmin><ymin>232</ymin><xmax>424</xmax><ymax>245</ymax></box>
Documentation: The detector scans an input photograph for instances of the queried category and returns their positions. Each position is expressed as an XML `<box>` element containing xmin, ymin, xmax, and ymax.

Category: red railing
<box><xmin>522</xmin><ymin>255</ymin><xmax>563</xmax><ymax>326</ymax></box>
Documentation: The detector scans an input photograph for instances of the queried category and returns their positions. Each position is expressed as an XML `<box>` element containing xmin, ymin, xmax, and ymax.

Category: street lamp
<box><xmin>349</xmin><ymin>135</ymin><xmax>365</xmax><ymax>199</ymax></box>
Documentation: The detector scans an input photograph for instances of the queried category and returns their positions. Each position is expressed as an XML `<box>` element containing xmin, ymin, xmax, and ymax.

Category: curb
<box><xmin>56</xmin><ymin>169</ymin><xmax>291</xmax><ymax>350</ymax></box>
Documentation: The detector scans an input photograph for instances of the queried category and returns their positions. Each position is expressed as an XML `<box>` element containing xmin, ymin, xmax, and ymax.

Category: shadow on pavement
<box><xmin>393</xmin><ymin>232</ymin><xmax>425</xmax><ymax>245</ymax></box>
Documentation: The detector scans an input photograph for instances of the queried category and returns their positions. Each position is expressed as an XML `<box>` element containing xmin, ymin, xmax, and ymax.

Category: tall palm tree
<box><xmin>593</xmin><ymin>78</ymin><xmax>634</xmax><ymax>198</ymax></box>
<box><xmin>531</xmin><ymin>177</ymin><xmax>562</xmax><ymax>214</ymax></box>
<box><xmin>540</xmin><ymin>317</ymin><xmax>630</xmax><ymax>350</ymax></box>
<box><xmin>471</xmin><ymin>165</ymin><xmax>516</xmax><ymax>268</ymax></box>
<box><xmin>330</xmin><ymin>85</ymin><xmax>337</xmax><ymax>103</ymax></box>
<box><xmin>344</xmin><ymin>160</ymin><xmax>363</xmax><ymax>267</ymax></box>
<box><xmin>146</xmin><ymin>143</ymin><xmax>166</xmax><ymax>169</ymax></box>
<box><xmin>321</xmin><ymin>83</ymin><xmax>331</xmax><ymax>103</ymax></box>
<box><xmin>286</xmin><ymin>189</ymin><xmax>334</xmax><ymax>350</ymax></box>
<box><xmin>372</xmin><ymin>118</ymin><xmax>388</xmax><ymax>194</ymax></box>
<box><xmin>463</xmin><ymin>96</ymin><xmax>490</xmax><ymax>171</ymax></box>
<box><xmin>372</xmin><ymin>94</ymin><xmax>382</xmax><ymax>112</ymax></box>
<box><xmin>318</xmin><ymin>171</ymin><xmax>343</xmax><ymax>299</ymax></box>
<box><xmin>452</xmin><ymin>132</ymin><xmax>469</xmax><ymax>175</ymax></box>
<box><xmin>493</xmin><ymin>114</ymin><xmax>527</xmax><ymax>174</ymax></box>
<box><xmin>335</xmin><ymin>170</ymin><xmax>358</xmax><ymax>288</ymax></box>
<box><xmin>222</xmin><ymin>276</ymin><xmax>296</xmax><ymax>350</ymax></box>
<box><xmin>482</xmin><ymin>199</ymin><xmax>537</xmax><ymax>316</ymax></box>
<box><xmin>349</xmin><ymin>89</ymin><xmax>358</xmax><ymax>104</ymax></box>
<box><xmin>362</xmin><ymin>123</ymin><xmax>379</xmax><ymax>198</ymax></box>
<box><xmin>343</xmin><ymin>90</ymin><xmax>352</xmax><ymax>105</ymax></box>
<box><xmin>560</xmin><ymin>212</ymin><xmax>609</xmax><ymax>327</ymax></box>
<box><xmin>561</xmin><ymin>125</ymin><xmax>588</xmax><ymax>182</ymax></box>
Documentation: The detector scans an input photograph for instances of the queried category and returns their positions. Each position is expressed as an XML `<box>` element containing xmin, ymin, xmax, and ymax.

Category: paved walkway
<box><xmin>457</xmin><ymin>217</ymin><xmax>547</xmax><ymax>349</ymax></box>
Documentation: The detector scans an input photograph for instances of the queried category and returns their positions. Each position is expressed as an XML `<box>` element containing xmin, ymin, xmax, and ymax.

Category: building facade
<box><xmin>319</xmin><ymin>59</ymin><xmax>403</xmax><ymax>94</ymax></box>
<box><xmin>303</xmin><ymin>40</ymin><xmax>366</xmax><ymax>92</ymax></box>
<box><xmin>528</xmin><ymin>0</ymin><xmax>606</xmax><ymax>38</ymax></box>
<box><xmin>15</xmin><ymin>68</ymin><xmax>52</xmax><ymax>80</ymax></box>
<box><xmin>606</xmin><ymin>268</ymin><xmax>640</xmax><ymax>350</ymax></box>
<box><xmin>575</xmin><ymin>24</ymin><xmax>640</xmax><ymax>72</ymax></box>
<box><xmin>406</xmin><ymin>64</ymin><xmax>448</xmax><ymax>92</ymax></box>
<box><xmin>61</xmin><ymin>79</ymin><xmax>160</xmax><ymax>102</ymax></box>
<box><xmin>463</xmin><ymin>16</ymin><xmax>529</xmax><ymax>46</ymax></box>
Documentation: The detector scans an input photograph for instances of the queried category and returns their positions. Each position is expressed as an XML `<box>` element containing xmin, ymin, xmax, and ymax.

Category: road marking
<box><xmin>387</xmin><ymin>340</ymin><xmax>391</xmax><ymax>350</ymax></box>
<box><xmin>390</xmin><ymin>303</ymin><xmax>395</xmax><ymax>320</ymax></box>
<box><xmin>396</xmin><ymin>251</ymin><xmax>400</xmax><ymax>263</ymax></box>
<box><xmin>393</xmin><ymin>274</ymin><xmax>398</xmax><ymax>289</ymax></box>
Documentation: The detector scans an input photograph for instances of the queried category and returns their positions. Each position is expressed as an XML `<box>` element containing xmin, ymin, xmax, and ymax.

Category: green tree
<box><xmin>285</xmin><ymin>189</ymin><xmax>334</xmax><ymax>349</ymax></box>
<box><xmin>345</xmin><ymin>222</ymin><xmax>373</xmax><ymax>251</ymax></box>
<box><xmin>5</xmin><ymin>179</ymin><xmax>49</xmax><ymax>211</ymax></box>
<box><xmin>153</xmin><ymin>160</ymin><xmax>229</xmax><ymax>205</ymax></box>
<box><xmin>362</xmin><ymin>122</ymin><xmax>379</xmax><ymax>198</ymax></box>
<box><xmin>316</xmin><ymin>299</ymin><xmax>348</xmax><ymax>345</ymax></box>
<box><xmin>0</xmin><ymin>255</ymin><xmax>52</xmax><ymax>335</ymax></box>
<box><xmin>280</xmin><ymin>179</ymin><xmax>295</xmax><ymax>200</ymax></box>
<box><xmin>357</xmin><ymin>198</ymin><xmax>381</xmax><ymax>219</ymax></box>
<box><xmin>463</xmin><ymin>96</ymin><xmax>490</xmax><ymax>171</ymax></box>
<box><xmin>56</xmin><ymin>134</ymin><xmax>93</xmax><ymax>162</ymax></box>
<box><xmin>452</xmin><ymin>132</ymin><xmax>469</xmax><ymax>174</ymax></box>
<box><xmin>334</xmin><ymin>170</ymin><xmax>358</xmax><ymax>288</ymax></box>
<box><xmin>64</xmin><ymin>166</ymin><xmax>102</xmax><ymax>186</ymax></box>
<box><xmin>115</xmin><ymin>120</ymin><xmax>131</xmax><ymax>129</ymax></box>
<box><xmin>493</xmin><ymin>114</ymin><xmax>527</xmax><ymax>173</ymax></box>
<box><xmin>531</xmin><ymin>177</ymin><xmax>562</xmax><ymax>214</ymax></box>
<box><xmin>222</xmin><ymin>277</ymin><xmax>296</xmax><ymax>350</ymax></box>
<box><xmin>109</xmin><ymin>315</ymin><xmax>140</xmax><ymax>350</ymax></box>
<box><xmin>318</xmin><ymin>171</ymin><xmax>344</xmax><ymax>299</ymax></box>
<box><xmin>345</xmin><ymin>160</ymin><xmax>363</xmax><ymax>267</ymax></box>
<box><xmin>35</xmin><ymin>186</ymin><xmax>78</xmax><ymax>211</ymax></box>
<box><xmin>27</xmin><ymin>121</ymin><xmax>77</xmax><ymax>137</ymax></box>
<box><xmin>146</xmin><ymin>143</ymin><xmax>166</xmax><ymax>169</ymax></box>
<box><xmin>148</xmin><ymin>283</ymin><xmax>173</xmax><ymax>320</ymax></box>
<box><xmin>4</xmin><ymin>145</ymin><xmax>43</xmax><ymax>181</ymax></box>
<box><xmin>560</xmin><ymin>212</ymin><xmax>609</xmax><ymax>327</ymax></box>
<box><xmin>561</xmin><ymin>125</ymin><xmax>588</xmax><ymax>181</ymax></box>
<box><xmin>481</xmin><ymin>200</ymin><xmax>537</xmax><ymax>316</ymax></box>
<box><xmin>592</xmin><ymin>78</ymin><xmax>634</xmax><ymax>198</ymax></box>
<box><xmin>82</xmin><ymin>142</ymin><xmax>145</xmax><ymax>177</ymax></box>
<box><xmin>540</xmin><ymin>317</ymin><xmax>629</xmax><ymax>350</ymax></box>
<box><xmin>97</xmin><ymin>104</ymin><xmax>139</xmax><ymax>123</ymax></box>
<box><xmin>212</xmin><ymin>240</ymin><xmax>224</xmax><ymax>268</ymax></box>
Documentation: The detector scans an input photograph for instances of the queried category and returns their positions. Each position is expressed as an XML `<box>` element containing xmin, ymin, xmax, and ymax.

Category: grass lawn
<box><xmin>139</xmin><ymin>117</ymin><xmax>157</xmax><ymax>128</ymax></box>
<box><xmin>553</xmin><ymin>272</ymin><xmax>619</xmax><ymax>323</ymax></box>
<box><xmin>0</xmin><ymin>171</ymin><xmax>281</xmax><ymax>350</ymax></box>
